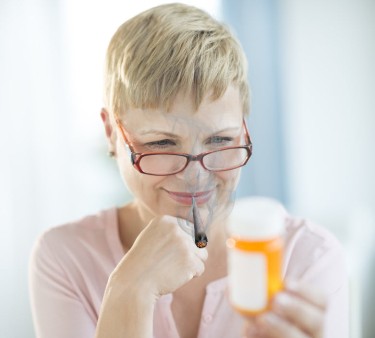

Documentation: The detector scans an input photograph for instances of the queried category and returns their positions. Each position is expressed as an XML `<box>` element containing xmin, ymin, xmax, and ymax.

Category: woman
<box><xmin>29</xmin><ymin>3</ymin><xmax>348</xmax><ymax>338</ymax></box>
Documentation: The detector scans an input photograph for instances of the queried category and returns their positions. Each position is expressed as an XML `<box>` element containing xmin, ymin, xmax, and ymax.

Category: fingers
<box><xmin>195</xmin><ymin>246</ymin><xmax>208</xmax><ymax>261</ymax></box>
<box><xmin>192</xmin><ymin>257</ymin><xmax>206</xmax><ymax>278</ymax></box>
<box><xmin>176</xmin><ymin>216</ymin><xmax>195</xmax><ymax>237</ymax></box>
<box><xmin>242</xmin><ymin>281</ymin><xmax>326</xmax><ymax>338</ymax></box>
<box><xmin>256</xmin><ymin>313</ymin><xmax>310</xmax><ymax>338</ymax></box>
<box><xmin>174</xmin><ymin>218</ymin><xmax>208</xmax><ymax>278</ymax></box>
<box><xmin>242</xmin><ymin>318</ymin><xmax>258</xmax><ymax>338</ymax></box>
<box><xmin>129</xmin><ymin>215</ymin><xmax>209</xmax><ymax>295</ymax></box>
<box><xmin>271</xmin><ymin>292</ymin><xmax>324</xmax><ymax>336</ymax></box>
<box><xmin>284</xmin><ymin>280</ymin><xmax>327</xmax><ymax>310</ymax></box>
<box><xmin>191</xmin><ymin>246</ymin><xmax>208</xmax><ymax>278</ymax></box>
<box><xmin>176</xmin><ymin>216</ymin><xmax>208</xmax><ymax>258</ymax></box>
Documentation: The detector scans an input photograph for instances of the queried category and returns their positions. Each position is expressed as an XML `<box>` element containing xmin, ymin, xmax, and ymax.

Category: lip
<box><xmin>164</xmin><ymin>189</ymin><xmax>214</xmax><ymax>205</ymax></box>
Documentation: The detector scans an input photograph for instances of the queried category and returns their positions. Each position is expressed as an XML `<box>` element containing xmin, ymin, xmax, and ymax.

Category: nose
<box><xmin>175</xmin><ymin>155</ymin><xmax>211</xmax><ymax>183</ymax></box>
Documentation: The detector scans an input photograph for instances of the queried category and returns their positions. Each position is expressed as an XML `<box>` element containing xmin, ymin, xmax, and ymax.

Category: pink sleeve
<box><xmin>29</xmin><ymin>233</ymin><xmax>96</xmax><ymax>338</ymax></box>
<box><xmin>301</xmin><ymin>239</ymin><xmax>349</xmax><ymax>338</ymax></box>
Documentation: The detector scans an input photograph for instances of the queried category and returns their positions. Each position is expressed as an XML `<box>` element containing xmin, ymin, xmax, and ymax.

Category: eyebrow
<box><xmin>139</xmin><ymin>130</ymin><xmax>180</xmax><ymax>138</ymax></box>
<box><xmin>139</xmin><ymin>126</ymin><xmax>241</xmax><ymax>138</ymax></box>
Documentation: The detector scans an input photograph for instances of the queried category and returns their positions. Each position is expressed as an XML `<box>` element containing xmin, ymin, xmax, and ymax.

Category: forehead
<box><xmin>122</xmin><ymin>86</ymin><xmax>243</xmax><ymax>134</ymax></box>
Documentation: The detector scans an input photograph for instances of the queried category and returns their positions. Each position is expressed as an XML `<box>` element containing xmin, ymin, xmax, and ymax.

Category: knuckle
<box><xmin>158</xmin><ymin>215</ymin><xmax>178</xmax><ymax>228</ymax></box>
<box><xmin>198</xmin><ymin>248</ymin><xmax>208</xmax><ymax>261</ymax></box>
<box><xmin>273</xmin><ymin>293</ymin><xmax>324</xmax><ymax>337</ymax></box>
<box><xmin>194</xmin><ymin>261</ymin><xmax>205</xmax><ymax>277</ymax></box>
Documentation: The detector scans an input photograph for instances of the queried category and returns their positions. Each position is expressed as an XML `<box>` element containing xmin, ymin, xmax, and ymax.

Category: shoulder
<box><xmin>29</xmin><ymin>209</ymin><xmax>121</xmax><ymax>327</ymax></box>
<box><xmin>284</xmin><ymin>215</ymin><xmax>347</xmax><ymax>293</ymax></box>
<box><xmin>285</xmin><ymin>215</ymin><xmax>343</xmax><ymax>260</ymax></box>
<box><xmin>39</xmin><ymin>208</ymin><xmax>116</xmax><ymax>245</ymax></box>
<box><xmin>30</xmin><ymin>208</ymin><xmax>119</xmax><ymax>270</ymax></box>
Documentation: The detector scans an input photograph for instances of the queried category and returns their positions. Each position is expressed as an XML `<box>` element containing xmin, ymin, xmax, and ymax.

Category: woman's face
<box><xmin>113</xmin><ymin>85</ymin><xmax>245</xmax><ymax>228</ymax></box>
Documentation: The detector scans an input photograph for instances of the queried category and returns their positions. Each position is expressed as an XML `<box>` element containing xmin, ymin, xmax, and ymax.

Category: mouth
<box><xmin>164</xmin><ymin>189</ymin><xmax>214</xmax><ymax>205</ymax></box>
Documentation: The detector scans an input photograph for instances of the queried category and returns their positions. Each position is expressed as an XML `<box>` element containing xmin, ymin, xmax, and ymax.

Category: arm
<box><xmin>95</xmin><ymin>275</ymin><xmax>156</xmax><ymax>338</ymax></box>
<box><xmin>96</xmin><ymin>215</ymin><xmax>208</xmax><ymax>338</ymax></box>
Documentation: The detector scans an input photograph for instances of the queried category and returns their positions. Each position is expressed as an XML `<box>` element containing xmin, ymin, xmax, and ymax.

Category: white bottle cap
<box><xmin>228</xmin><ymin>197</ymin><xmax>287</xmax><ymax>240</ymax></box>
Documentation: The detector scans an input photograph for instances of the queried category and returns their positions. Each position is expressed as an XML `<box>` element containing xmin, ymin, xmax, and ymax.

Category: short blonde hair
<box><xmin>104</xmin><ymin>3</ymin><xmax>249</xmax><ymax>116</ymax></box>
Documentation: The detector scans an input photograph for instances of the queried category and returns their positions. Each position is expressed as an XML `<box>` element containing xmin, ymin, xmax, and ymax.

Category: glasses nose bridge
<box><xmin>186</xmin><ymin>153</ymin><xmax>205</xmax><ymax>168</ymax></box>
<box><xmin>176</xmin><ymin>153</ymin><xmax>207</xmax><ymax>178</ymax></box>
<box><xmin>176</xmin><ymin>152</ymin><xmax>209</xmax><ymax>181</ymax></box>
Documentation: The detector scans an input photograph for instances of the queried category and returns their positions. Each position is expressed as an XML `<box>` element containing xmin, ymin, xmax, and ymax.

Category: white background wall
<box><xmin>0</xmin><ymin>0</ymin><xmax>374</xmax><ymax>337</ymax></box>
<box><xmin>279</xmin><ymin>1</ymin><xmax>375</xmax><ymax>336</ymax></box>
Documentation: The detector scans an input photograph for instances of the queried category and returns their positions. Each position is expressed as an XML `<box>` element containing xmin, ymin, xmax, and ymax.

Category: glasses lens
<box><xmin>203</xmin><ymin>148</ymin><xmax>249</xmax><ymax>171</ymax></box>
<box><xmin>139</xmin><ymin>154</ymin><xmax>188</xmax><ymax>175</ymax></box>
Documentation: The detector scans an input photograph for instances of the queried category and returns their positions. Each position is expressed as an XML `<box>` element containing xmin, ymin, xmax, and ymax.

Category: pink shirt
<box><xmin>29</xmin><ymin>207</ymin><xmax>348</xmax><ymax>338</ymax></box>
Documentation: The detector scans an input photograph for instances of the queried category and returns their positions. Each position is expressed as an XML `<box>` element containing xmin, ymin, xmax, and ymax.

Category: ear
<box><xmin>100</xmin><ymin>108</ymin><xmax>116</xmax><ymax>154</ymax></box>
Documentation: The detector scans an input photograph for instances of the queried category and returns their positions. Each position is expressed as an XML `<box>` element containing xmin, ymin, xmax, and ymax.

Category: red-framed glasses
<box><xmin>114</xmin><ymin>113</ymin><xmax>252</xmax><ymax>176</ymax></box>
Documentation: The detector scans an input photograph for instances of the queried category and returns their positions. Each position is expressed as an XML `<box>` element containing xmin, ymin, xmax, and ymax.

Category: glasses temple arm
<box><xmin>242</xmin><ymin>118</ymin><xmax>252</xmax><ymax>145</ymax></box>
<box><xmin>114</xmin><ymin>113</ymin><xmax>136</xmax><ymax>152</ymax></box>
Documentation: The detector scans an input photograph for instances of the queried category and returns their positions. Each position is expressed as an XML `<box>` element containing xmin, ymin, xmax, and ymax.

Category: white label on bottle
<box><xmin>227</xmin><ymin>250</ymin><xmax>267</xmax><ymax>311</ymax></box>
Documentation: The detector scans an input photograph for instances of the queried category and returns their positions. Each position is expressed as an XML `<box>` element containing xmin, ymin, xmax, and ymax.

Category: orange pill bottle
<box><xmin>226</xmin><ymin>197</ymin><xmax>286</xmax><ymax>316</ymax></box>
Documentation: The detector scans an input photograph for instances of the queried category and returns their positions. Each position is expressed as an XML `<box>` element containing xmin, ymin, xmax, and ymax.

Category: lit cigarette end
<box><xmin>195</xmin><ymin>232</ymin><xmax>208</xmax><ymax>248</ymax></box>
<box><xmin>192</xmin><ymin>197</ymin><xmax>208</xmax><ymax>248</ymax></box>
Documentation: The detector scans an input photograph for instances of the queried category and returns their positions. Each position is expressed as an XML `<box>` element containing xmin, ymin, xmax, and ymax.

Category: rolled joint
<box><xmin>192</xmin><ymin>196</ymin><xmax>208</xmax><ymax>249</ymax></box>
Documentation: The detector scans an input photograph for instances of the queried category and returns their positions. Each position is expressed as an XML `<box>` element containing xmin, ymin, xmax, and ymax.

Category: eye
<box><xmin>145</xmin><ymin>139</ymin><xmax>176</xmax><ymax>149</ymax></box>
<box><xmin>207</xmin><ymin>136</ymin><xmax>233</xmax><ymax>146</ymax></box>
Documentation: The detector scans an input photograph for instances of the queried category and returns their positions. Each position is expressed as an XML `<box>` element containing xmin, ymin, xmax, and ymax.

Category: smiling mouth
<box><xmin>164</xmin><ymin>189</ymin><xmax>214</xmax><ymax>205</ymax></box>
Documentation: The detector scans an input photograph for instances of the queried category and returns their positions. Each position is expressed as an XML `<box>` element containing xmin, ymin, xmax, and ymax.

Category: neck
<box><xmin>117</xmin><ymin>200</ymin><xmax>149</xmax><ymax>251</ymax></box>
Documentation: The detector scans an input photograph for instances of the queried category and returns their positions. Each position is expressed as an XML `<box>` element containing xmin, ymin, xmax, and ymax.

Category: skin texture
<box><xmin>96</xmin><ymin>86</ymin><xmax>326</xmax><ymax>338</ymax></box>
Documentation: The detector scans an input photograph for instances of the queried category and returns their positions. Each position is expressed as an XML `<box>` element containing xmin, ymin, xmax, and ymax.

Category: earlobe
<box><xmin>100</xmin><ymin>108</ymin><xmax>113</xmax><ymax>138</ymax></box>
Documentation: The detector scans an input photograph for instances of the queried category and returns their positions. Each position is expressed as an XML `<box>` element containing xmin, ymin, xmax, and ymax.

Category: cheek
<box><xmin>205</xmin><ymin>169</ymin><xmax>241</xmax><ymax>225</ymax></box>
<box><xmin>116</xmin><ymin>151</ymin><xmax>133</xmax><ymax>188</ymax></box>
<box><xmin>214</xmin><ymin>168</ymin><xmax>241</xmax><ymax>206</ymax></box>
<box><xmin>115</xmin><ymin>144</ymin><xmax>143</xmax><ymax>192</ymax></box>
<box><xmin>116</xmin><ymin>156</ymin><xmax>164</xmax><ymax>198</ymax></box>
<box><xmin>216</xmin><ymin>168</ymin><xmax>241</xmax><ymax>189</ymax></box>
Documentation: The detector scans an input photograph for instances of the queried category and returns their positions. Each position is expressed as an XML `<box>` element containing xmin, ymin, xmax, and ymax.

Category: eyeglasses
<box><xmin>114</xmin><ymin>114</ymin><xmax>252</xmax><ymax>176</ymax></box>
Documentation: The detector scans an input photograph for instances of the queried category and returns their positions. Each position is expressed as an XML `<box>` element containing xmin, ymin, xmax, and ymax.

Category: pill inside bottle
<box><xmin>226</xmin><ymin>197</ymin><xmax>286</xmax><ymax>316</ymax></box>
